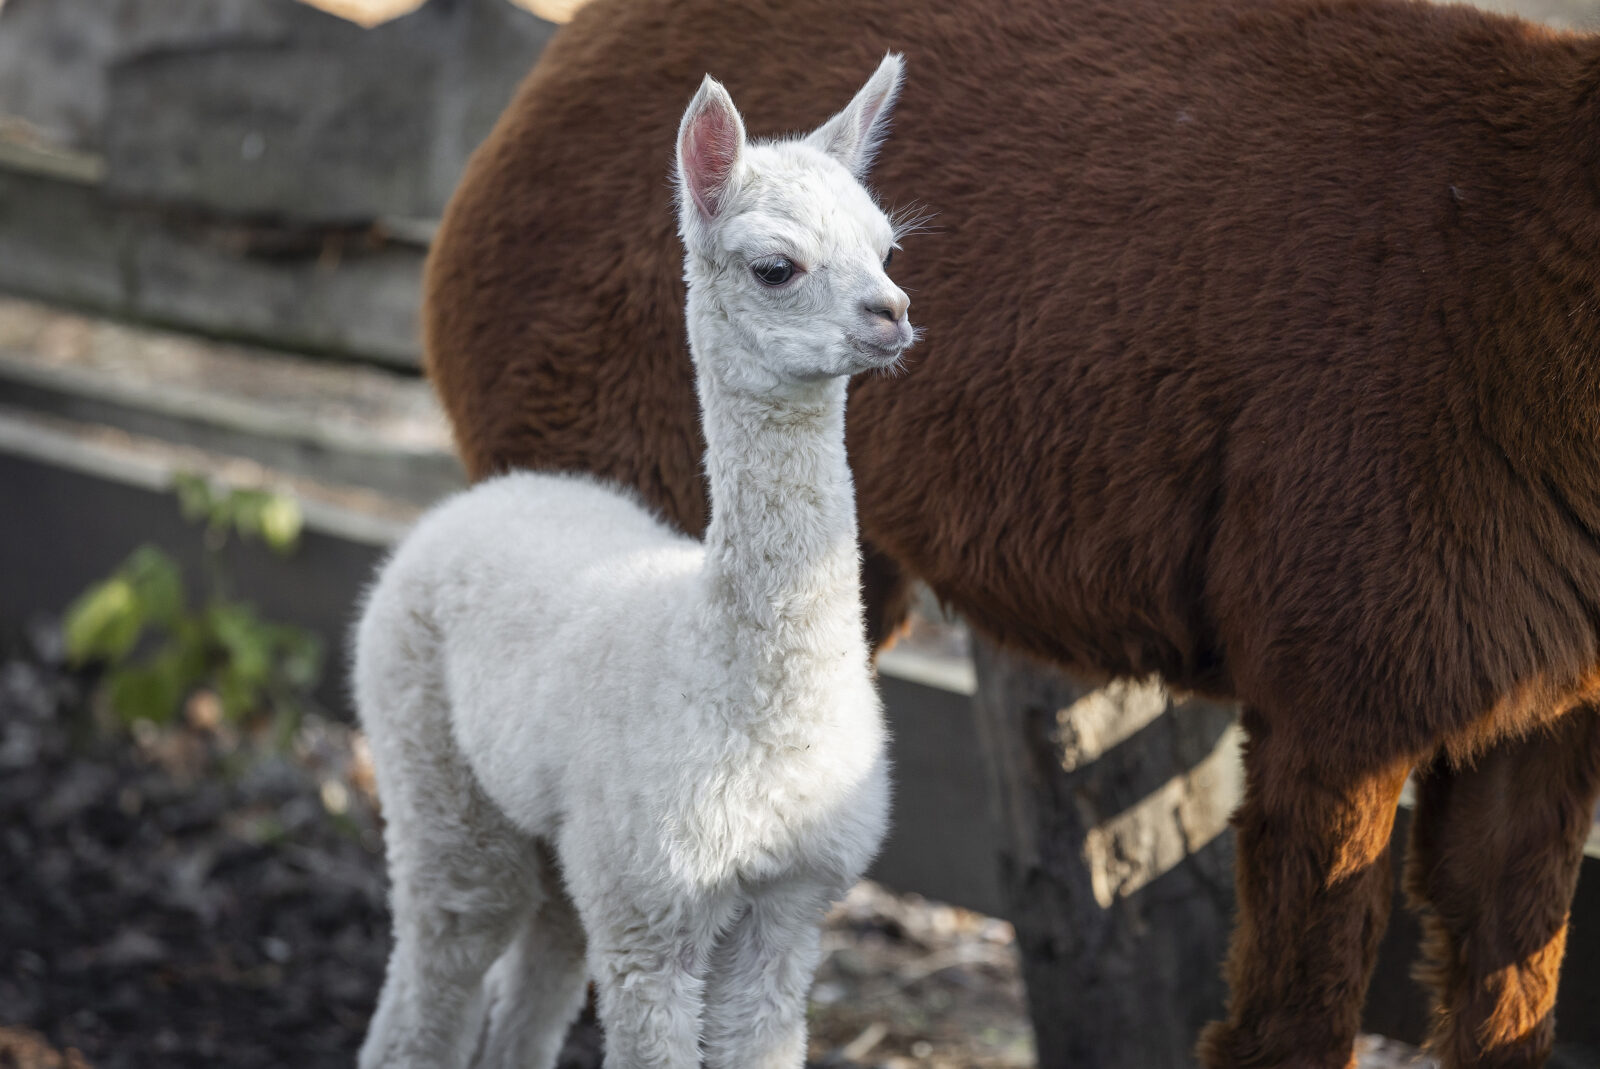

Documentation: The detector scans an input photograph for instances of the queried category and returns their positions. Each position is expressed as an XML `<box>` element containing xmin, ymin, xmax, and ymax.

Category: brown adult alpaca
<box><xmin>424</xmin><ymin>0</ymin><xmax>1600</xmax><ymax>1065</ymax></box>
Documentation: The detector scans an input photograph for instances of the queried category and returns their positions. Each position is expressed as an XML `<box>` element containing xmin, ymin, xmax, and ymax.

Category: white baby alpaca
<box><xmin>355</xmin><ymin>54</ymin><xmax>913</xmax><ymax>1069</ymax></box>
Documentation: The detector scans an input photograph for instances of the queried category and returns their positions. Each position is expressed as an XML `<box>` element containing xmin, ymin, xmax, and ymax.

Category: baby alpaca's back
<box><xmin>355</xmin><ymin>470</ymin><xmax>702</xmax><ymax>835</ymax></box>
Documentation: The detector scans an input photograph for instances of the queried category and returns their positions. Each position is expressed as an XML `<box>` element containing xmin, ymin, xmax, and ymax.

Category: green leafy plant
<box><xmin>62</xmin><ymin>473</ymin><xmax>323</xmax><ymax>739</ymax></box>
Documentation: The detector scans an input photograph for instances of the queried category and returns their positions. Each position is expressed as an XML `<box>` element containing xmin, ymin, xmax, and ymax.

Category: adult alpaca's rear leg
<box><xmin>358</xmin><ymin>672</ymin><xmax>541</xmax><ymax>1069</ymax></box>
<box><xmin>1198</xmin><ymin>710</ymin><xmax>1412</xmax><ymax>1069</ymax></box>
<box><xmin>1406</xmin><ymin>708</ymin><xmax>1600</xmax><ymax>1069</ymax></box>
<box><xmin>474</xmin><ymin>847</ymin><xmax>590</xmax><ymax>1069</ymax></box>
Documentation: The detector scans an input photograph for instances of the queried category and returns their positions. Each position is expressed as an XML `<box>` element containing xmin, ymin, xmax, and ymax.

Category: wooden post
<box><xmin>971</xmin><ymin>638</ymin><xmax>1242</xmax><ymax>1068</ymax></box>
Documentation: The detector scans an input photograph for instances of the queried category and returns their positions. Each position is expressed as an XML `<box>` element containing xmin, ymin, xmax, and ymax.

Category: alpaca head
<box><xmin>675</xmin><ymin>54</ymin><xmax>913</xmax><ymax>394</ymax></box>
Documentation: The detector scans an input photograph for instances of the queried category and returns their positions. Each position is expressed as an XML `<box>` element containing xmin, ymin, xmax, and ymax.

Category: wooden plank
<box><xmin>0</xmin><ymin>0</ymin><xmax>300</xmax><ymax>155</ymax></box>
<box><xmin>0</xmin><ymin>0</ymin><xmax>555</xmax><ymax>223</ymax></box>
<box><xmin>0</xmin><ymin>165</ymin><xmax>426</xmax><ymax>366</ymax></box>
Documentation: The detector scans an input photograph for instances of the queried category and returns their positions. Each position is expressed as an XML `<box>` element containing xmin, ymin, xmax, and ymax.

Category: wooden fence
<box><xmin>0</xmin><ymin>0</ymin><xmax>553</xmax><ymax>365</ymax></box>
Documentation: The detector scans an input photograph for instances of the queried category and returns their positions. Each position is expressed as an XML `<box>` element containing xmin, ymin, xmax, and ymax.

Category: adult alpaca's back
<box><xmin>430</xmin><ymin>0</ymin><xmax>1600</xmax><ymax>687</ymax></box>
<box><xmin>425</xmin><ymin>0</ymin><xmax>1600</xmax><ymax>1064</ymax></box>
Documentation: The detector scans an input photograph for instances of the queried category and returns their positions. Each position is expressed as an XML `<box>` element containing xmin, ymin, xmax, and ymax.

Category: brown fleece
<box><xmin>1407</xmin><ymin>710</ymin><xmax>1600</xmax><ymax>1068</ymax></box>
<box><xmin>423</xmin><ymin>0</ymin><xmax>1600</xmax><ymax>1064</ymax></box>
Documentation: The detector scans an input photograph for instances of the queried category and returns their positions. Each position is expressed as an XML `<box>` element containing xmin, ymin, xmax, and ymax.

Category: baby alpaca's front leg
<box><xmin>701</xmin><ymin>886</ymin><xmax>832</xmax><ymax>1069</ymax></box>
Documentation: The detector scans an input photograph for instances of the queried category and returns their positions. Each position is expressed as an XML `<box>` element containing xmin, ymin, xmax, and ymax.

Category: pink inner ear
<box><xmin>683</xmin><ymin>104</ymin><xmax>739</xmax><ymax>219</ymax></box>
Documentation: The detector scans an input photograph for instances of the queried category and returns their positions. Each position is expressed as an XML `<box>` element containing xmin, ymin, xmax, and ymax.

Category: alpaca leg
<box><xmin>701</xmin><ymin>886</ymin><xmax>832</xmax><ymax>1069</ymax></box>
<box><xmin>1198</xmin><ymin>711</ymin><xmax>1412</xmax><ymax>1069</ymax></box>
<box><xmin>362</xmin><ymin>828</ymin><xmax>536</xmax><ymax>1069</ymax></box>
<box><xmin>861</xmin><ymin>543</ymin><xmax>914</xmax><ymax>651</ymax></box>
<box><xmin>580</xmin><ymin>894</ymin><xmax>728</xmax><ymax>1069</ymax></box>
<box><xmin>475</xmin><ymin>851</ymin><xmax>590</xmax><ymax>1069</ymax></box>
<box><xmin>1406</xmin><ymin>709</ymin><xmax>1600</xmax><ymax>1068</ymax></box>
<box><xmin>358</xmin><ymin>690</ymin><xmax>541</xmax><ymax>1069</ymax></box>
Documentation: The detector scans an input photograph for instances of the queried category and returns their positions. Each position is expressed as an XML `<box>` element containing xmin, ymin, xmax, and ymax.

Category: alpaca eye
<box><xmin>882</xmin><ymin>249</ymin><xmax>894</xmax><ymax>270</ymax></box>
<box><xmin>751</xmin><ymin>258</ymin><xmax>795</xmax><ymax>287</ymax></box>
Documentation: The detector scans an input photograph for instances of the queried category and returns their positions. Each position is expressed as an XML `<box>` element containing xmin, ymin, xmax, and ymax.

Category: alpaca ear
<box><xmin>805</xmin><ymin>52</ymin><xmax>904</xmax><ymax>178</ymax></box>
<box><xmin>677</xmin><ymin>75</ymin><xmax>748</xmax><ymax>222</ymax></box>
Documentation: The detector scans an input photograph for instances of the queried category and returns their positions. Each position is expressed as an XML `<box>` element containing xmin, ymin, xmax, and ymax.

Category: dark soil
<box><xmin>0</xmin><ymin>621</ymin><xmax>398</xmax><ymax>1069</ymax></box>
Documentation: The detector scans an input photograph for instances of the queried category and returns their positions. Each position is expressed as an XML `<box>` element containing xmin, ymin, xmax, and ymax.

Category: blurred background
<box><xmin>1</xmin><ymin>1</ymin><xmax>1598</xmax><ymax>1067</ymax></box>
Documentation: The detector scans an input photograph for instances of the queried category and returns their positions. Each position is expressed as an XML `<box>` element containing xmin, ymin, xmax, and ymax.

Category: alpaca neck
<box><xmin>695</xmin><ymin>361</ymin><xmax>865</xmax><ymax>666</ymax></box>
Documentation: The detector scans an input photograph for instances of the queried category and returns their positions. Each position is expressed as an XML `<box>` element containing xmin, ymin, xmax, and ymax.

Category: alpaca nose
<box><xmin>865</xmin><ymin>289</ymin><xmax>909</xmax><ymax>323</ymax></box>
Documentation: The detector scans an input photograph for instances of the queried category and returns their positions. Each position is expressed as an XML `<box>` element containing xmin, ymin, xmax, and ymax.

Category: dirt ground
<box><xmin>0</xmin><ymin>619</ymin><xmax>1035</xmax><ymax>1069</ymax></box>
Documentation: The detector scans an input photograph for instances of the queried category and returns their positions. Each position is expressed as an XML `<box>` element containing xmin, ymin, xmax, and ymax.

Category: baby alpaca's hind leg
<box><xmin>575</xmin><ymin>877</ymin><xmax>734</xmax><ymax>1069</ymax></box>
<box><xmin>359</xmin><ymin>696</ymin><xmax>541</xmax><ymax>1069</ymax></box>
<box><xmin>475</xmin><ymin>847</ymin><xmax>590</xmax><ymax>1069</ymax></box>
<box><xmin>362</xmin><ymin>801</ymin><xmax>536</xmax><ymax>1069</ymax></box>
<box><xmin>701</xmin><ymin>885</ymin><xmax>832</xmax><ymax>1069</ymax></box>
<box><xmin>363</xmin><ymin>834</ymin><xmax>535</xmax><ymax>1069</ymax></box>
